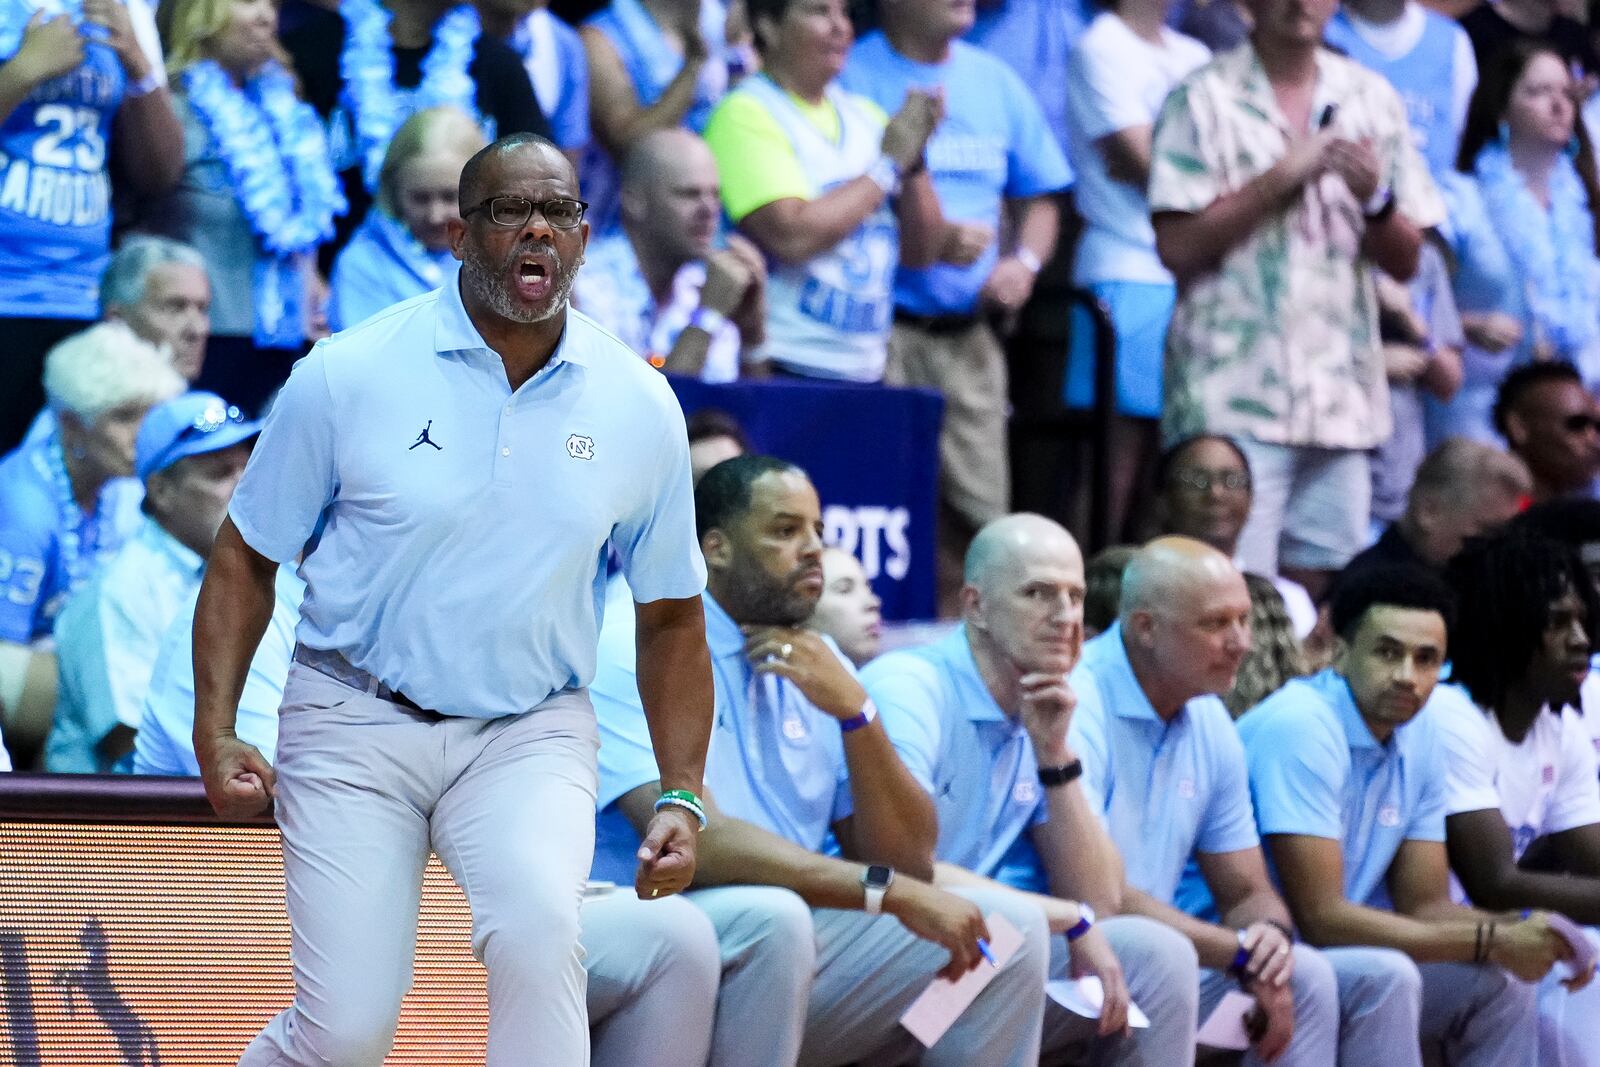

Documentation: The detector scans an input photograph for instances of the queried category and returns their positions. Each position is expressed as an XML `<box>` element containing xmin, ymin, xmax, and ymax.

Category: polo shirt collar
<box><xmin>143</xmin><ymin>516</ymin><xmax>204</xmax><ymax>579</ymax></box>
<box><xmin>433</xmin><ymin>273</ymin><xmax>589</xmax><ymax>369</ymax></box>
<box><xmin>702</xmin><ymin>593</ymin><xmax>746</xmax><ymax>661</ymax></box>
<box><xmin>944</xmin><ymin>626</ymin><xmax>1007</xmax><ymax>724</ymax></box>
<box><xmin>1313</xmin><ymin>668</ymin><xmax>1386</xmax><ymax>752</ymax></box>
<box><xmin>1097</xmin><ymin>624</ymin><xmax>1164</xmax><ymax>723</ymax></box>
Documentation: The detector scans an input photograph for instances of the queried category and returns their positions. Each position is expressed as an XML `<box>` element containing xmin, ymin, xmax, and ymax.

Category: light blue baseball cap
<box><xmin>135</xmin><ymin>392</ymin><xmax>262</xmax><ymax>481</ymax></box>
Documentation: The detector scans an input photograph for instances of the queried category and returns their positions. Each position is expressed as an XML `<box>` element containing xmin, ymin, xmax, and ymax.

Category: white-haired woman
<box><xmin>328</xmin><ymin>106</ymin><xmax>486</xmax><ymax>330</ymax></box>
<box><xmin>0</xmin><ymin>322</ymin><xmax>183</xmax><ymax>766</ymax></box>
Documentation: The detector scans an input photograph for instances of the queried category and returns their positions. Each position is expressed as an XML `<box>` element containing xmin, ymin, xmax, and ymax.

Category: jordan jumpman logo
<box><xmin>409</xmin><ymin>421</ymin><xmax>441</xmax><ymax>451</ymax></box>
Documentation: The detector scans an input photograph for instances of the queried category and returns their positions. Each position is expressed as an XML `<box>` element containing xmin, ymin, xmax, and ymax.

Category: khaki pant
<box><xmin>238</xmin><ymin>663</ymin><xmax>598</xmax><ymax>1067</ymax></box>
<box><xmin>886</xmin><ymin>318</ymin><xmax>1011</xmax><ymax>532</ymax></box>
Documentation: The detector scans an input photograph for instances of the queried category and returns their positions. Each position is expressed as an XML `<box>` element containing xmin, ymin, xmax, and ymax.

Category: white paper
<box><xmin>900</xmin><ymin>913</ymin><xmax>1023</xmax><ymax>1047</ymax></box>
<box><xmin>1044</xmin><ymin>977</ymin><xmax>1151</xmax><ymax>1028</ymax></box>
<box><xmin>582</xmin><ymin>880</ymin><xmax>616</xmax><ymax>898</ymax></box>
<box><xmin>1196</xmin><ymin>990</ymin><xmax>1256</xmax><ymax>1051</ymax></box>
<box><xmin>1547</xmin><ymin>913</ymin><xmax>1599</xmax><ymax>977</ymax></box>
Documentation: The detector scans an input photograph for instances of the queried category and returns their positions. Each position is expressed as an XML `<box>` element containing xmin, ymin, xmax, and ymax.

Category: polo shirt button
<box><xmin>501</xmin><ymin>447</ymin><xmax>511</xmax><ymax>457</ymax></box>
<box><xmin>504</xmin><ymin>405</ymin><xmax>513</xmax><ymax>415</ymax></box>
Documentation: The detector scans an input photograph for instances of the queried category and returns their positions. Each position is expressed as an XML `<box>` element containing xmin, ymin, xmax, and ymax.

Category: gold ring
<box><xmin>780</xmin><ymin>642</ymin><xmax>794</xmax><ymax>659</ymax></box>
<box><xmin>650</xmin><ymin>888</ymin><xmax>659</xmax><ymax>898</ymax></box>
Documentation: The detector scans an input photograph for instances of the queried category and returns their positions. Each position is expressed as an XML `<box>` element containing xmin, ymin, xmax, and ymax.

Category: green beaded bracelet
<box><xmin>655</xmin><ymin>788</ymin><xmax>708</xmax><ymax>830</ymax></box>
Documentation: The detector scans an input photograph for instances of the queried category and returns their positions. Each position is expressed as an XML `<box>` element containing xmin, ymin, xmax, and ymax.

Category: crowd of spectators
<box><xmin>4</xmin><ymin>0</ymin><xmax>1600</xmax><ymax>1058</ymax></box>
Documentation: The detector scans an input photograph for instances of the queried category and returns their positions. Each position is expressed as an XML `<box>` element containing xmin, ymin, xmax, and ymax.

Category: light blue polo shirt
<box><xmin>227</xmin><ymin>280</ymin><xmax>707</xmax><ymax>719</ymax></box>
<box><xmin>590</xmin><ymin>590</ymin><xmax>853</xmax><ymax>883</ymax></box>
<box><xmin>1237</xmin><ymin>669</ymin><xmax>1447</xmax><ymax>910</ymax></box>
<box><xmin>840</xmin><ymin>33</ymin><xmax>1073</xmax><ymax>316</ymax></box>
<box><xmin>132</xmin><ymin>566</ymin><xmax>303</xmax><ymax>777</ymax></box>
<box><xmin>47</xmin><ymin>517</ymin><xmax>205</xmax><ymax>773</ymax></box>
<box><xmin>863</xmin><ymin>625</ymin><xmax>1054</xmax><ymax>893</ymax></box>
<box><xmin>1067</xmin><ymin>624</ymin><xmax>1260</xmax><ymax>906</ymax></box>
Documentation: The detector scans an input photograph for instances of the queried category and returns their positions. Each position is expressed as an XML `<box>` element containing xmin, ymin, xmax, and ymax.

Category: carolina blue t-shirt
<box><xmin>0</xmin><ymin>433</ymin><xmax>143</xmax><ymax>643</ymax></box>
<box><xmin>0</xmin><ymin>0</ymin><xmax>125</xmax><ymax>319</ymax></box>
<box><xmin>840</xmin><ymin>33</ymin><xmax>1072</xmax><ymax>316</ymax></box>
<box><xmin>1237</xmin><ymin>669</ymin><xmax>1448</xmax><ymax>910</ymax></box>
<box><xmin>965</xmin><ymin>0</ymin><xmax>1089</xmax><ymax>159</ymax></box>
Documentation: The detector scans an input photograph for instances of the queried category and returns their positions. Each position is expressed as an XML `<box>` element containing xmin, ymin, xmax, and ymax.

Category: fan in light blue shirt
<box><xmin>49</xmin><ymin>391</ymin><xmax>259</xmax><ymax>773</ymax></box>
<box><xmin>840</xmin><ymin>29</ymin><xmax>1072</xmax><ymax>316</ymax></box>
<box><xmin>965</xmin><ymin>0</ymin><xmax>1089</xmax><ymax>159</ymax></box>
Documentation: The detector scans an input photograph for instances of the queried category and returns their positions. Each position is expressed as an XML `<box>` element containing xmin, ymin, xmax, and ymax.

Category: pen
<box><xmin>977</xmin><ymin>938</ymin><xmax>998</xmax><ymax>968</ymax></box>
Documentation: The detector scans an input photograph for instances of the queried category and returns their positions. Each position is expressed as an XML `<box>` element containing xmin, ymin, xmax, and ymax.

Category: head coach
<box><xmin>190</xmin><ymin>133</ymin><xmax>715</xmax><ymax>1067</ymax></box>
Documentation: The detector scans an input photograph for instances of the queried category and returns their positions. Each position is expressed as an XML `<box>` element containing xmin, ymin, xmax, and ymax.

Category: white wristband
<box><xmin>125</xmin><ymin>70</ymin><xmax>162</xmax><ymax>98</ymax></box>
<box><xmin>866</xmin><ymin>154</ymin><xmax>902</xmax><ymax>196</ymax></box>
<box><xmin>689</xmin><ymin>304</ymin><xmax>728</xmax><ymax>336</ymax></box>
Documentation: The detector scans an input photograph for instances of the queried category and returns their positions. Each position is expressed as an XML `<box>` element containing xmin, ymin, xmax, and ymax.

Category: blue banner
<box><xmin>669</xmin><ymin>378</ymin><xmax>943</xmax><ymax>622</ymax></box>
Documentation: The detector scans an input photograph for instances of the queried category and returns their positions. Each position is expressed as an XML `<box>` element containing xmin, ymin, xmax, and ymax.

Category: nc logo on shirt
<box><xmin>566</xmin><ymin>434</ymin><xmax>595</xmax><ymax>460</ymax></box>
<box><xmin>1377</xmin><ymin>805</ymin><xmax>1402</xmax><ymax>828</ymax></box>
<box><xmin>1176</xmin><ymin>778</ymin><xmax>1197</xmax><ymax>800</ymax></box>
<box><xmin>1012</xmin><ymin>780</ymin><xmax>1038</xmax><ymax>806</ymax></box>
<box><xmin>781</xmin><ymin>718</ymin><xmax>808</xmax><ymax>741</ymax></box>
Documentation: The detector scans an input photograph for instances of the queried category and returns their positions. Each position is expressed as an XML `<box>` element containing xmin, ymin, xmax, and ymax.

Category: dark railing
<box><xmin>1008</xmin><ymin>286</ymin><xmax>1119</xmax><ymax>554</ymax></box>
<box><xmin>0</xmin><ymin>772</ymin><xmax>272</xmax><ymax>827</ymax></box>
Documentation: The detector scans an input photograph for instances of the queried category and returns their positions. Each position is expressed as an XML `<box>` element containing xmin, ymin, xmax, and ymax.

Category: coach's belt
<box><xmin>291</xmin><ymin>645</ymin><xmax>439</xmax><ymax>718</ymax></box>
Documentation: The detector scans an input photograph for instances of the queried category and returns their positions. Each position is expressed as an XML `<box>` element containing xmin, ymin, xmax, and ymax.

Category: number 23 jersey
<box><xmin>0</xmin><ymin>0</ymin><xmax>123</xmax><ymax>319</ymax></box>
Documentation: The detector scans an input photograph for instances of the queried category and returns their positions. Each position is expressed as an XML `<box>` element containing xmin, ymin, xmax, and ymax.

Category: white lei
<box><xmin>339</xmin><ymin>0</ymin><xmax>480</xmax><ymax>190</ymax></box>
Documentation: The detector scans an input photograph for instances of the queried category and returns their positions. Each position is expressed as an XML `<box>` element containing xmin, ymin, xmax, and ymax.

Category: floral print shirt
<box><xmin>1149</xmin><ymin>44</ymin><xmax>1445</xmax><ymax>449</ymax></box>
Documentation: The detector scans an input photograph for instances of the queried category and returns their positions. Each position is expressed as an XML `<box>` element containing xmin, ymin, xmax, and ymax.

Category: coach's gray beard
<box><xmin>462</xmin><ymin>243</ymin><xmax>583</xmax><ymax>324</ymax></box>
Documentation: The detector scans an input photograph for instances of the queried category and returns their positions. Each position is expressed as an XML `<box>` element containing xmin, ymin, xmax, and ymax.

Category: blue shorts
<box><xmin>1063</xmin><ymin>280</ymin><xmax>1175</xmax><ymax>420</ymax></box>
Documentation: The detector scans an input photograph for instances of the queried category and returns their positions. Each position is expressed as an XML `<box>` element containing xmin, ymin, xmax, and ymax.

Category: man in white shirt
<box><xmin>1513</xmin><ymin>498</ymin><xmax>1600</xmax><ymax>770</ymax></box>
<box><xmin>1063</xmin><ymin>0</ymin><xmax>1209</xmax><ymax>537</ymax></box>
<box><xmin>574</xmin><ymin>129</ymin><xmax>765</xmax><ymax>381</ymax></box>
<box><xmin>47</xmin><ymin>392</ymin><xmax>258</xmax><ymax>773</ymax></box>
<box><xmin>1439</xmin><ymin>529</ymin><xmax>1600</xmax><ymax>1066</ymax></box>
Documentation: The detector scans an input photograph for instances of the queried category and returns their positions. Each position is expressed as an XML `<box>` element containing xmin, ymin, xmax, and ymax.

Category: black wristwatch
<box><xmin>1363</xmin><ymin>186</ymin><xmax>1397</xmax><ymax>224</ymax></box>
<box><xmin>861</xmin><ymin>864</ymin><xmax>895</xmax><ymax>915</ymax></box>
<box><xmin>1038</xmin><ymin>759</ymin><xmax>1083</xmax><ymax>788</ymax></box>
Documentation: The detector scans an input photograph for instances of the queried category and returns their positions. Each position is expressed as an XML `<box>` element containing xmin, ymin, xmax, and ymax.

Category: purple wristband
<box><xmin>840</xmin><ymin>698</ymin><xmax>878</xmax><ymax>733</ymax></box>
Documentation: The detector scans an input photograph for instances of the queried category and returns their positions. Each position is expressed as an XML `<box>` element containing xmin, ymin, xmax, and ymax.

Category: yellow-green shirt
<box><xmin>703</xmin><ymin>84</ymin><xmax>887</xmax><ymax>222</ymax></box>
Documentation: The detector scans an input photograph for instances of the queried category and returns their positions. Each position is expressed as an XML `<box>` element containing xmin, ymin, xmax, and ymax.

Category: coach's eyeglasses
<box><xmin>462</xmin><ymin>196</ymin><xmax>588</xmax><ymax>230</ymax></box>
